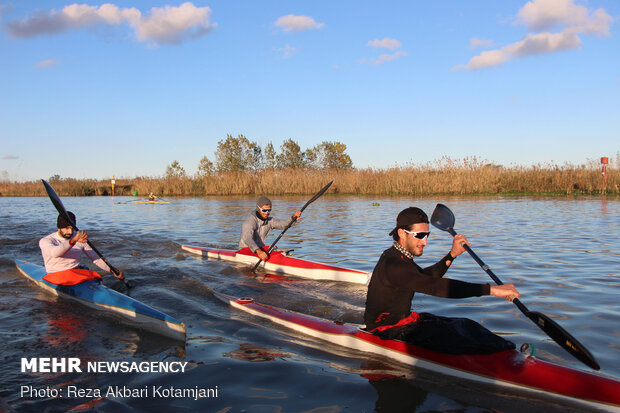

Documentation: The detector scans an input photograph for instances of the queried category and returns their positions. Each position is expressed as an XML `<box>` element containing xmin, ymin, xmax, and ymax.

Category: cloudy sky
<box><xmin>1</xmin><ymin>0</ymin><xmax>618</xmax><ymax>181</ymax></box>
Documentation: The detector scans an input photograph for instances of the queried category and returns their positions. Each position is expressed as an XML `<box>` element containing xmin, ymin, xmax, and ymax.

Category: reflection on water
<box><xmin>0</xmin><ymin>195</ymin><xmax>618</xmax><ymax>412</ymax></box>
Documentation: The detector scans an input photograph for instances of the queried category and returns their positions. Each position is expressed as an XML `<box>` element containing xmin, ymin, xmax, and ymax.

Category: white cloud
<box><xmin>36</xmin><ymin>59</ymin><xmax>58</xmax><ymax>68</ymax></box>
<box><xmin>274</xmin><ymin>14</ymin><xmax>324</xmax><ymax>32</ymax></box>
<box><xmin>6</xmin><ymin>2</ymin><xmax>216</xmax><ymax>45</ymax></box>
<box><xmin>505</xmin><ymin>30</ymin><xmax>581</xmax><ymax>57</ymax></box>
<box><xmin>132</xmin><ymin>3</ymin><xmax>215</xmax><ymax>44</ymax></box>
<box><xmin>2</xmin><ymin>155</ymin><xmax>20</xmax><ymax>160</ymax></box>
<box><xmin>518</xmin><ymin>0</ymin><xmax>590</xmax><ymax>31</ymax></box>
<box><xmin>360</xmin><ymin>50</ymin><xmax>407</xmax><ymax>66</ymax></box>
<box><xmin>367</xmin><ymin>38</ymin><xmax>401</xmax><ymax>50</ymax></box>
<box><xmin>455</xmin><ymin>0</ymin><xmax>612</xmax><ymax>70</ymax></box>
<box><xmin>469</xmin><ymin>37</ymin><xmax>495</xmax><ymax>49</ymax></box>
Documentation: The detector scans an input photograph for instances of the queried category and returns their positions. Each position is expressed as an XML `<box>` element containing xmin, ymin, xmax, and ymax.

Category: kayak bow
<box><xmin>214</xmin><ymin>291</ymin><xmax>620</xmax><ymax>412</ymax></box>
<box><xmin>15</xmin><ymin>260</ymin><xmax>186</xmax><ymax>341</ymax></box>
<box><xmin>182</xmin><ymin>245</ymin><xmax>370</xmax><ymax>284</ymax></box>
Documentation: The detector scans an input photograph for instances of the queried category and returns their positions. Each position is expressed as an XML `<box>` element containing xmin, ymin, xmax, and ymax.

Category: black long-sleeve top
<box><xmin>364</xmin><ymin>246</ymin><xmax>491</xmax><ymax>331</ymax></box>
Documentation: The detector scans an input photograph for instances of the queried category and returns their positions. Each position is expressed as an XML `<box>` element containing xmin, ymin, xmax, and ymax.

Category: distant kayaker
<box><xmin>39</xmin><ymin>211</ymin><xmax>125</xmax><ymax>283</ymax></box>
<box><xmin>148</xmin><ymin>192</ymin><xmax>156</xmax><ymax>201</ymax></box>
<box><xmin>239</xmin><ymin>196</ymin><xmax>302</xmax><ymax>261</ymax></box>
<box><xmin>364</xmin><ymin>207</ymin><xmax>520</xmax><ymax>354</ymax></box>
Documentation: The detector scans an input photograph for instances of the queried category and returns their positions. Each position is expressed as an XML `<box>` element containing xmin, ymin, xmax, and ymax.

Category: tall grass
<box><xmin>1</xmin><ymin>158</ymin><xmax>617</xmax><ymax>197</ymax></box>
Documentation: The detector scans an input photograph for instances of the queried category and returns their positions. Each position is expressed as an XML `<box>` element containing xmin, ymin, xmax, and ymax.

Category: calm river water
<box><xmin>0</xmin><ymin>195</ymin><xmax>618</xmax><ymax>412</ymax></box>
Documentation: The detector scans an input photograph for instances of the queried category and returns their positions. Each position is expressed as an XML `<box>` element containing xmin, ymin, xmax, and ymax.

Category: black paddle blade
<box><xmin>301</xmin><ymin>180</ymin><xmax>333</xmax><ymax>212</ymax></box>
<box><xmin>41</xmin><ymin>179</ymin><xmax>78</xmax><ymax>229</ymax></box>
<box><xmin>430</xmin><ymin>203</ymin><xmax>455</xmax><ymax>232</ymax></box>
<box><xmin>526</xmin><ymin>310</ymin><xmax>600</xmax><ymax>370</ymax></box>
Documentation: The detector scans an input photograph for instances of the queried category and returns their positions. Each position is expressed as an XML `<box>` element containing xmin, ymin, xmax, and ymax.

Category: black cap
<box><xmin>388</xmin><ymin>207</ymin><xmax>428</xmax><ymax>236</ymax></box>
<box><xmin>57</xmin><ymin>211</ymin><xmax>76</xmax><ymax>229</ymax></box>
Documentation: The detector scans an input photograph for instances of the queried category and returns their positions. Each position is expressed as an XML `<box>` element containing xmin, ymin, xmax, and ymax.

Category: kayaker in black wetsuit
<box><xmin>364</xmin><ymin>207</ymin><xmax>520</xmax><ymax>354</ymax></box>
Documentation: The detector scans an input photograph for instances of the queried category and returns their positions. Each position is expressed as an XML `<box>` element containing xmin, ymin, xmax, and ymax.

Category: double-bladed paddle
<box><xmin>252</xmin><ymin>180</ymin><xmax>334</xmax><ymax>271</ymax></box>
<box><xmin>430</xmin><ymin>203</ymin><xmax>600</xmax><ymax>370</ymax></box>
<box><xmin>41</xmin><ymin>179</ymin><xmax>132</xmax><ymax>289</ymax></box>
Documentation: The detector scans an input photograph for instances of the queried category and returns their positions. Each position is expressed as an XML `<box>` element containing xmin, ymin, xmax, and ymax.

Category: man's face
<box><xmin>257</xmin><ymin>204</ymin><xmax>272</xmax><ymax>220</ymax></box>
<box><xmin>58</xmin><ymin>226</ymin><xmax>74</xmax><ymax>239</ymax></box>
<box><xmin>398</xmin><ymin>222</ymin><xmax>430</xmax><ymax>257</ymax></box>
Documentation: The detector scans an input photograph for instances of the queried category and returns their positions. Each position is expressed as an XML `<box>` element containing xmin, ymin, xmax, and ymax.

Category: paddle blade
<box><xmin>41</xmin><ymin>179</ymin><xmax>77</xmax><ymax>229</ymax></box>
<box><xmin>431</xmin><ymin>203</ymin><xmax>455</xmax><ymax>232</ymax></box>
<box><xmin>301</xmin><ymin>180</ymin><xmax>333</xmax><ymax>212</ymax></box>
<box><xmin>526</xmin><ymin>310</ymin><xmax>600</xmax><ymax>370</ymax></box>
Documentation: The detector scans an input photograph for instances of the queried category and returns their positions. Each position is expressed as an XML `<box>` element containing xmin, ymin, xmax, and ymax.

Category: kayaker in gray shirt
<box><xmin>239</xmin><ymin>196</ymin><xmax>302</xmax><ymax>261</ymax></box>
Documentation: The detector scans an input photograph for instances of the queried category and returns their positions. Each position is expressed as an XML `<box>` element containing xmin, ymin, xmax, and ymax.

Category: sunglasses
<box><xmin>403</xmin><ymin>229</ymin><xmax>430</xmax><ymax>240</ymax></box>
<box><xmin>258</xmin><ymin>207</ymin><xmax>272</xmax><ymax>213</ymax></box>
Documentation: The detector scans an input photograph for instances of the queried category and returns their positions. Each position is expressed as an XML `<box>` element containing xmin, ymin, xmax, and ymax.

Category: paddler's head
<box><xmin>389</xmin><ymin>207</ymin><xmax>430</xmax><ymax>257</ymax></box>
<box><xmin>256</xmin><ymin>196</ymin><xmax>272</xmax><ymax>220</ymax></box>
<box><xmin>57</xmin><ymin>211</ymin><xmax>76</xmax><ymax>239</ymax></box>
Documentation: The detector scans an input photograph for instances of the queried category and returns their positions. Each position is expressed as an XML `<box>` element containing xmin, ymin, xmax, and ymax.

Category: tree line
<box><xmin>165</xmin><ymin>135</ymin><xmax>353</xmax><ymax>178</ymax></box>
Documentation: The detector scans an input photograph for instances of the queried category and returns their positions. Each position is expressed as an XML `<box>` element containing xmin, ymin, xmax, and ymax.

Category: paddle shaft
<box><xmin>252</xmin><ymin>181</ymin><xmax>333</xmax><ymax>271</ymax></box>
<box><xmin>446</xmin><ymin>228</ymin><xmax>531</xmax><ymax>314</ymax></box>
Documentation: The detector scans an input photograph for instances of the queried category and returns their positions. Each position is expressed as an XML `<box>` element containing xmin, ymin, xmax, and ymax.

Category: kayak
<box><xmin>15</xmin><ymin>260</ymin><xmax>186</xmax><ymax>341</ymax></box>
<box><xmin>214</xmin><ymin>291</ymin><xmax>620</xmax><ymax>412</ymax></box>
<box><xmin>181</xmin><ymin>245</ymin><xmax>370</xmax><ymax>284</ymax></box>
<box><xmin>130</xmin><ymin>200</ymin><xmax>170</xmax><ymax>204</ymax></box>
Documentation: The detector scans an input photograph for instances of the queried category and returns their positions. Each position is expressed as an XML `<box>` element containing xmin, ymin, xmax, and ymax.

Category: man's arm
<box><xmin>385</xmin><ymin>257</ymin><xmax>490</xmax><ymax>298</ymax></box>
<box><xmin>423</xmin><ymin>233</ymin><xmax>471</xmax><ymax>277</ymax></box>
<box><xmin>82</xmin><ymin>245</ymin><xmax>111</xmax><ymax>272</ymax></box>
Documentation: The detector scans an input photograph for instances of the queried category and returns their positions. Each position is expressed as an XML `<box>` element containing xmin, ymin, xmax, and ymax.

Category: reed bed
<box><xmin>1</xmin><ymin>159</ymin><xmax>617</xmax><ymax>197</ymax></box>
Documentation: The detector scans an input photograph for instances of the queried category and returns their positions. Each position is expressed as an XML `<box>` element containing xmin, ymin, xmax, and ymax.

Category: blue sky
<box><xmin>1</xmin><ymin>0</ymin><xmax>618</xmax><ymax>181</ymax></box>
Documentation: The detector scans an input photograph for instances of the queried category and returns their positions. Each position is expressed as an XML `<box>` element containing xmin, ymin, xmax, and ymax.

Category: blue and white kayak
<box><xmin>15</xmin><ymin>260</ymin><xmax>186</xmax><ymax>341</ymax></box>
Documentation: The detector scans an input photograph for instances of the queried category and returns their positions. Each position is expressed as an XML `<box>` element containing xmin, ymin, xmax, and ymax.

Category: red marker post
<box><xmin>601</xmin><ymin>157</ymin><xmax>608</xmax><ymax>196</ymax></box>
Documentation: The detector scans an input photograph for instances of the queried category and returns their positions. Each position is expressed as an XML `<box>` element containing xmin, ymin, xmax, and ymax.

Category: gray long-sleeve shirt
<box><xmin>238</xmin><ymin>212</ymin><xmax>292</xmax><ymax>252</ymax></box>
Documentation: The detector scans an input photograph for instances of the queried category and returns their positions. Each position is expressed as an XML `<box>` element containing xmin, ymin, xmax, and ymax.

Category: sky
<box><xmin>0</xmin><ymin>0</ymin><xmax>618</xmax><ymax>181</ymax></box>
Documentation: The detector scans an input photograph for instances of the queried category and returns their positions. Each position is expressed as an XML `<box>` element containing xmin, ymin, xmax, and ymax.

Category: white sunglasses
<box><xmin>402</xmin><ymin>229</ymin><xmax>430</xmax><ymax>240</ymax></box>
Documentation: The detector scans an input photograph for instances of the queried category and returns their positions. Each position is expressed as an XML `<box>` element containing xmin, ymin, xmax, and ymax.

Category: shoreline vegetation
<box><xmin>1</xmin><ymin>159</ymin><xmax>617</xmax><ymax>197</ymax></box>
<box><xmin>1</xmin><ymin>137</ymin><xmax>617</xmax><ymax>197</ymax></box>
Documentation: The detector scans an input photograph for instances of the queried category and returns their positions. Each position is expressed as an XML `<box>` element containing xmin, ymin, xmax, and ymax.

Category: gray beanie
<box><xmin>256</xmin><ymin>196</ymin><xmax>272</xmax><ymax>208</ymax></box>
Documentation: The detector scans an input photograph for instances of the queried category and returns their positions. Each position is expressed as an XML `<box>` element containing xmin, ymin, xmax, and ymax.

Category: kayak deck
<box><xmin>182</xmin><ymin>245</ymin><xmax>370</xmax><ymax>284</ymax></box>
<box><xmin>214</xmin><ymin>291</ymin><xmax>620</xmax><ymax>412</ymax></box>
<box><xmin>15</xmin><ymin>260</ymin><xmax>186</xmax><ymax>341</ymax></box>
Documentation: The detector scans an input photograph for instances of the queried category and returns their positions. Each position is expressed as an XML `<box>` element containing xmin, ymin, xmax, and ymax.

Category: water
<box><xmin>0</xmin><ymin>195</ymin><xmax>618</xmax><ymax>412</ymax></box>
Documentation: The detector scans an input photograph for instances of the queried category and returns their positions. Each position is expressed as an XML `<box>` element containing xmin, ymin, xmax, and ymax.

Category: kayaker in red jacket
<box><xmin>39</xmin><ymin>212</ymin><xmax>124</xmax><ymax>284</ymax></box>
<box><xmin>238</xmin><ymin>196</ymin><xmax>301</xmax><ymax>261</ymax></box>
<box><xmin>364</xmin><ymin>207</ymin><xmax>520</xmax><ymax>354</ymax></box>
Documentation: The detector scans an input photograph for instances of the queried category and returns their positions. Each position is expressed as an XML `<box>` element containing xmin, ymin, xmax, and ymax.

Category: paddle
<box><xmin>41</xmin><ymin>179</ymin><xmax>133</xmax><ymax>289</ymax></box>
<box><xmin>252</xmin><ymin>180</ymin><xmax>334</xmax><ymax>271</ymax></box>
<box><xmin>430</xmin><ymin>203</ymin><xmax>600</xmax><ymax>371</ymax></box>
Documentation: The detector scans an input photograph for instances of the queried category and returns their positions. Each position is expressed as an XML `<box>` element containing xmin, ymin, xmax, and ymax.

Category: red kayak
<box><xmin>181</xmin><ymin>245</ymin><xmax>370</xmax><ymax>284</ymax></box>
<box><xmin>214</xmin><ymin>291</ymin><xmax>620</xmax><ymax>412</ymax></box>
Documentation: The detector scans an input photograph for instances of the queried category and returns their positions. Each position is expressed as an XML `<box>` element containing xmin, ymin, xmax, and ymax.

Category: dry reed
<box><xmin>1</xmin><ymin>158</ymin><xmax>617</xmax><ymax>197</ymax></box>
